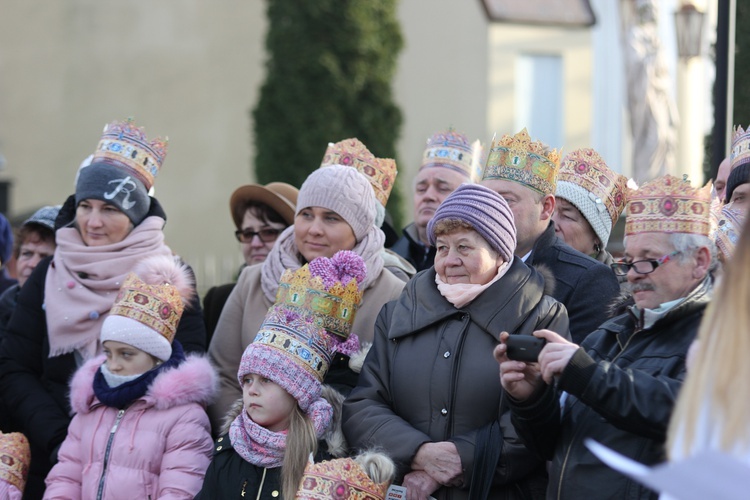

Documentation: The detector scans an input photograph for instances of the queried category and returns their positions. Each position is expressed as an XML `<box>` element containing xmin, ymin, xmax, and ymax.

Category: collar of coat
<box><xmin>69</xmin><ymin>353</ymin><xmax>217</xmax><ymax>414</ymax></box>
<box><xmin>387</xmin><ymin>257</ymin><xmax>555</xmax><ymax>341</ymax></box>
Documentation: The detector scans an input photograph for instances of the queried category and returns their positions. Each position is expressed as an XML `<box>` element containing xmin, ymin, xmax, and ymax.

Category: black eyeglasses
<box><xmin>234</xmin><ymin>228</ymin><xmax>282</xmax><ymax>243</ymax></box>
<box><xmin>610</xmin><ymin>250</ymin><xmax>681</xmax><ymax>277</ymax></box>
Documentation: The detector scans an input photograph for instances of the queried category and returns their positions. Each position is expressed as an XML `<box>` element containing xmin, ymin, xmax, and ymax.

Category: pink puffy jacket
<box><xmin>44</xmin><ymin>355</ymin><xmax>217</xmax><ymax>500</ymax></box>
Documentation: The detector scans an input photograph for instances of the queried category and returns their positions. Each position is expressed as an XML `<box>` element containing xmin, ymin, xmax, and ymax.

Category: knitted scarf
<box><xmin>45</xmin><ymin>216</ymin><xmax>173</xmax><ymax>359</ymax></box>
<box><xmin>93</xmin><ymin>341</ymin><xmax>186</xmax><ymax>409</ymax></box>
<box><xmin>435</xmin><ymin>261</ymin><xmax>511</xmax><ymax>309</ymax></box>
<box><xmin>260</xmin><ymin>225</ymin><xmax>385</xmax><ymax>303</ymax></box>
<box><xmin>229</xmin><ymin>397</ymin><xmax>333</xmax><ymax>467</ymax></box>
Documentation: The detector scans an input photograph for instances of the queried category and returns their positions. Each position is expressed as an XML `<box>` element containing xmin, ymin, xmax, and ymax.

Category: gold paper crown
<box><xmin>711</xmin><ymin>204</ymin><xmax>746</xmax><ymax>262</ymax></box>
<box><xmin>296</xmin><ymin>458</ymin><xmax>389</xmax><ymax>500</ymax></box>
<box><xmin>92</xmin><ymin>118</ymin><xmax>168</xmax><ymax>190</ymax></box>
<box><xmin>321</xmin><ymin>138</ymin><xmax>397</xmax><ymax>207</ymax></box>
<box><xmin>0</xmin><ymin>432</ymin><xmax>30</xmax><ymax>494</ymax></box>
<box><xmin>109</xmin><ymin>273</ymin><xmax>185</xmax><ymax>344</ymax></box>
<box><xmin>558</xmin><ymin>148</ymin><xmax>628</xmax><ymax>225</ymax></box>
<box><xmin>730</xmin><ymin>125</ymin><xmax>750</xmax><ymax>170</ymax></box>
<box><xmin>625</xmin><ymin>175</ymin><xmax>712</xmax><ymax>237</ymax></box>
<box><xmin>421</xmin><ymin>129</ymin><xmax>484</xmax><ymax>182</ymax></box>
<box><xmin>482</xmin><ymin>128</ymin><xmax>561</xmax><ymax>195</ymax></box>
<box><xmin>276</xmin><ymin>265</ymin><xmax>363</xmax><ymax>339</ymax></box>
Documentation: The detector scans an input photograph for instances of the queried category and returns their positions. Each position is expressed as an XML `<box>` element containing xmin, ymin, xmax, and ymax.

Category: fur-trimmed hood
<box><xmin>220</xmin><ymin>385</ymin><xmax>347</xmax><ymax>458</ymax></box>
<box><xmin>69</xmin><ymin>354</ymin><xmax>218</xmax><ymax>414</ymax></box>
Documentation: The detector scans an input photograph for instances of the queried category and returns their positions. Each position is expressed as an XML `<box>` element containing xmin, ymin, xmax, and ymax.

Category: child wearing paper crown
<box><xmin>43</xmin><ymin>255</ymin><xmax>216</xmax><ymax>500</ymax></box>
<box><xmin>195</xmin><ymin>250</ymin><xmax>366</xmax><ymax>500</ymax></box>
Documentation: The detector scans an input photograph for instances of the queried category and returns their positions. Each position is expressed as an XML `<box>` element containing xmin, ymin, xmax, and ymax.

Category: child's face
<box><xmin>102</xmin><ymin>340</ymin><xmax>158</xmax><ymax>376</ymax></box>
<box><xmin>241</xmin><ymin>373</ymin><xmax>297</xmax><ymax>432</ymax></box>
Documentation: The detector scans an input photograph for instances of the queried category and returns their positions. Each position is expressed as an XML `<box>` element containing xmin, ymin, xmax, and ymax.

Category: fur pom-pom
<box><xmin>132</xmin><ymin>255</ymin><xmax>195</xmax><ymax>303</ymax></box>
<box><xmin>348</xmin><ymin>342</ymin><xmax>371</xmax><ymax>374</ymax></box>
<box><xmin>354</xmin><ymin>450</ymin><xmax>397</xmax><ymax>485</ymax></box>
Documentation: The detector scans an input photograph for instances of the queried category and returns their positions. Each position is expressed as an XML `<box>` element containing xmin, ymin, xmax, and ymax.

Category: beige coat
<box><xmin>207</xmin><ymin>263</ymin><xmax>405</xmax><ymax>430</ymax></box>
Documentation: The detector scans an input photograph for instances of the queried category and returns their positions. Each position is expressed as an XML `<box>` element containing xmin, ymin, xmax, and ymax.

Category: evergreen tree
<box><xmin>253</xmin><ymin>0</ymin><xmax>405</xmax><ymax>228</ymax></box>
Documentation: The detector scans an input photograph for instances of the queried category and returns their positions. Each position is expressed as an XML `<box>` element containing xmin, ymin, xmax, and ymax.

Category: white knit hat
<box><xmin>556</xmin><ymin>181</ymin><xmax>613</xmax><ymax>247</ymax></box>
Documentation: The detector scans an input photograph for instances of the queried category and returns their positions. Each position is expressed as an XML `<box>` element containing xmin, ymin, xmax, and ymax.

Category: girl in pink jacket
<box><xmin>44</xmin><ymin>256</ymin><xmax>216</xmax><ymax>500</ymax></box>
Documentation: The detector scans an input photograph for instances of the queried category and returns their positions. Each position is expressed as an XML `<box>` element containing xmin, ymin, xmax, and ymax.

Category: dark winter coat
<box><xmin>508</xmin><ymin>278</ymin><xmax>711</xmax><ymax>500</ymax></box>
<box><xmin>528</xmin><ymin>222</ymin><xmax>620</xmax><ymax>343</ymax></box>
<box><xmin>390</xmin><ymin>222</ymin><xmax>436</xmax><ymax>272</ymax></box>
<box><xmin>343</xmin><ymin>258</ymin><xmax>570</xmax><ymax>500</ymax></box>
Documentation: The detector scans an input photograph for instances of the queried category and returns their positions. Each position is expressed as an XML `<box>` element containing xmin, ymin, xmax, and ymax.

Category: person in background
<box><xmin>391</xmin><ymin>128</ymin><xmax>483</xmax><ymax>272</ymax></box>
<box><xmin>319</xmin><ymin>137</ymin><xmax>415</xmax><ymax>281</ymax></box>
<box><xmin>208</xmin><ymin>163</ymin><xmax>405</xmax><ymax>432</ymax></box>
<box><xmin>714</xmin><ymin>156</ymin><xmax>730</xmax><ymax>201</ymax></box>
<box><xmin>0</xmin><ymin>118</ymin><xmax>206</xmax><ymax>498</ymax></box>
<box><xmin>481</xmin><ymin>128</ymin><xmax>620</xmax><ymax>344</ymax></box>
<box><xmin>344</xmin><ymin>184</ymin><xmax>569</xmax><ymax>500</ymax></box>
<box><xmin>0</xmin><ymin>213</ymin><xmax>16</xmax><ymax>295</ymax></box>
<box><xmin>553</xmin><ymin>148</ymin><xmax>628</xmax><ymax>265</ymax></box>
<box><xmin>725</xmin><ymin>126</ymin><xmax>750</xmax><ymax>209</ymax></box>
<box><xmin>497</xmin><ymin>175</ymin><xmax>715</xmax><ymax>499</ymax></box>
<box><xmin>44</xmin><ymin>256</ymin><xmax>215</xmax><ymax>499</ymax></box>
<box><xmin>203</xmin><ymin>182</ymin><xmax>298</xmax><ymax>342</ymax></box>
<box><xmin>197</xmin><ymin>252</ymin><xmax>364</xmax><ymax>499</ymax></box>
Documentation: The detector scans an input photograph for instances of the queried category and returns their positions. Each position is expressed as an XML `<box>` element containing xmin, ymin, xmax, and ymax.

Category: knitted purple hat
<box><xmin>238</xmin><ymin>250</ymin><xmax>366</xmax><ymax>411</ymax></box>
<box><xmin>428</xmin><ymin>183</ymin><xmax>517</xmax><ymax>262</ymax></box>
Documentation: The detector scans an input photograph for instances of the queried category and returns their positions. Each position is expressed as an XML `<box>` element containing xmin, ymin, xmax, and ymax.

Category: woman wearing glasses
<box><xmin>207</xmin><ymin>162</ymin><xmax>406</xmax><ymax>433</ymax></box>
<box><xmin>202</xmin><ymin>183</ymin><xmax>298</xmax><ymax>341</ymax></box>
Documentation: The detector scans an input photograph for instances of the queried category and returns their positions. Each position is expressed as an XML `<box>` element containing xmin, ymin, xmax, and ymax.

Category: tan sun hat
<box><xmin>229</xmin><ymin>182</ymin><xmax>299</xmax><ymax>229</ymax></box>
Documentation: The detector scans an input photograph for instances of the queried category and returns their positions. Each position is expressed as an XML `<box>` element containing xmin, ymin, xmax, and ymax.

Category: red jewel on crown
<box><xmin>660</xmin><ymin>197</ymin><xmax>678</xmax><ymax>217</ymax></box>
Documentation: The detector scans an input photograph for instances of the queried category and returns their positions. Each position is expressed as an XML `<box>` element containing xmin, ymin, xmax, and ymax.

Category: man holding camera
<box><xmin>496</xmin><ymin>175</ymin><xmax>716</xmax><ymax>499</ymax></box>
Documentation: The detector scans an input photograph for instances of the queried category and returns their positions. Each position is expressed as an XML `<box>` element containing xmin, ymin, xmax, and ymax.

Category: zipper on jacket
<box><xmin>96</xmin><ymin>409</ymin><xmax>125</xmax><ymax>500</ymax></box>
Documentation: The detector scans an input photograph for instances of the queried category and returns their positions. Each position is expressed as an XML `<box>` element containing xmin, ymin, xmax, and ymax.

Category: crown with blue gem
<box><xmin>92</xmin><ymin>118</ymin><xmax>168</xmax><ymax>190</ymax></box>
<box><xmin>421</xmin><ymin>128</ymin><xmax>484</xmax><ymax>182</ymax></box>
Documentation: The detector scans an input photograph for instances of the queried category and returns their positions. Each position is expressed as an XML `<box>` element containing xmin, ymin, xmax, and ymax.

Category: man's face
<box><xmin>624</xmin><ymin>232</ymin><xmax>701</xmax><ymax>310</ymax></box>
<box><xmin>482</xmin><ymin>179</ymin><xmax>547</xmax><ymax>256</ymax></box>
<box><xmin>716</xmin><ymin>157</ymin><xmax>731</xmax><ymax>201</ymax></box>
<box><xmin>413</xmin><ymin>167</ymin><xmax>466</xmax><ymax>230</ymax></box>
<box><xmin>728</xmin><ymin>183</ymin><xmax>750</xmax><ymax>211</ymax></box>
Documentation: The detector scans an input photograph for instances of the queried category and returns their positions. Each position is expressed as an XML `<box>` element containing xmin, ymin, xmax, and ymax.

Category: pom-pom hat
<box><xmin>100</xmin><ymin>255</ymin><xmax>194</xmax><ymax>362</ymax></box>
<box><xmin>239</xmin><ymin>250</ymin><xmax>366</xmax><ymax>412</ymax></box>
<box><xmin>76</xmin><ymin>118</ymin><xmax>168</xmax><ymax>225</ymax></box>
<box><xmin>428</xmin><ymin>183</ymin><xmax>517</xmax><ymax>262</ymax></box>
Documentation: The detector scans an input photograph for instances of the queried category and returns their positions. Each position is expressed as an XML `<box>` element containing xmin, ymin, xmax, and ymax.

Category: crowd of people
<box><xmin>0</xmin><ymin>118</ymin><xmax>748</xmax><ymax>500</ymax></box>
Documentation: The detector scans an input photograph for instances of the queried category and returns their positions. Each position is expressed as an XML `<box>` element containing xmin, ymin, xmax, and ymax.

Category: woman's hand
<box><xmin>402</xmin><ymin>471</ymin><xmax>440</xmax><ymax>500</ymax></box>
<box><xmin>495</xmin><ymin>331</ymin><xmax>544</xmax><ymax>401</ymax></box>
<box><xmin>411</xmin><ymin>441</ymin><xmax>464</xmax><ymax>487</ymax></box>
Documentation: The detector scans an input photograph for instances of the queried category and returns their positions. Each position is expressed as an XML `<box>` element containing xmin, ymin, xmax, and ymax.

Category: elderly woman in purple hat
<box><xmin>343</xmin><ymin>184</ymin><xmax>569</xmax><ymax>500</ymax></box>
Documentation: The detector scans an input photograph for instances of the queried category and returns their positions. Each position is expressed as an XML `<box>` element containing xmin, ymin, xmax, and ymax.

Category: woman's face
<box><xmin>16</xmin><ymin>235</ymin><xmax>55</xmax><ymax>287</ymax></box>
<box><xmin>434</xmin><ymin>228</ymin><xmax>504</xmax><ymax>285</ymax></box>
<box><xmin>294</xmin><ymin>206</ymin><xmax>356</xmax><ymax>262</ymax></box>
<box><xmin>102</xmin><ymin>340</ymin><xmax>158</xmax><ymax>376</ymax></box>
<box><xmin>239</xmin><ymin>210</ymin><xmax>286</xmax><ymax>265</ymax></box>
<box><xmin>242</xmin><ymin>372</ymin><xmax>297</xmax><ymax>432</ymax></box>
<box><xmin>552</xmin><ymin>197</ymin><xmax>599</xmax><ymax>255</ymax></box>
<box><xmin>76</xmin><ymin>199</ymin><xmax>133</xmax><ymax>246</ymax></box>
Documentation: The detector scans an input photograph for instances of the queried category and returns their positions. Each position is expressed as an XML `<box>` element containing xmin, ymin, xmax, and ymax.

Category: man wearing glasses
<box><xmin>495</xmin><ymin>175</ymin><xmax>715</xmax><ymax>499</ymax></box>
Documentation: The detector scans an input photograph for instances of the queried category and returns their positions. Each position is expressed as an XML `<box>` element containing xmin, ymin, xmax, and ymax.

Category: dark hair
<box><xmin>243</xmin><ymin>202</ymin><xmax>287</xmax><ymax>227</ymax></box>
<box><xmin>14</xmin><ymin>224</ymin><xmax>56</xmax><ymax>259</ymax></box>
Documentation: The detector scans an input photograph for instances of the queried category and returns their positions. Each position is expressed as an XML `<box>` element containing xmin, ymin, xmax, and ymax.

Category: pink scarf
<box><xmin>260</xmin><ymin>225</ymin><xmax>385</xmax><ymax>303</ymax></box>
<box><xmin>435</xmin><ymin>262</ymin><xmax>510</xmax><ymax>309</ymax></box>
<box><xmin>45</xmin><ymin>216</ymin><xmax>172</xmax><ymax>359</ymax></box>
<box><xmin>229</xmin><ymin>398</ymin><xmax>333</xmax><ymax>467</ymax></box>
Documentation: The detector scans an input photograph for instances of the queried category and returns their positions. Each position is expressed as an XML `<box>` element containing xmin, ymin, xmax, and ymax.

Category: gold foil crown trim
<box><xmin>625</xmin><ymin>175</ymin><xmax>712</xmax><ymax>237</ymax></box>
<box><xmin>731</xmin><ymin>125</ymin><xmax>750</xmax><ymax>170</ymax></box>
<box><xmin>296</xmin><ymin>458</ymin><xmax>390</xmax><ymax>500</ymax></box>
<box><xmin>109</xmin><ymin>273</ymin><xmax>184</xmax><ymax>343</ymax></box>
<box><xmin>482</xmin><ymin>128</ymin><xmax>561</xmax><ymax>194</ymax></box>
<box><xmin>421</xmin><ymin>128</ymin><xmax>482</xmax><ymax>181</ymax></box>
<box><xmin>320</xmin><ymin>138</ymin><xmax>397</xmax><ymax>207</ymax></box>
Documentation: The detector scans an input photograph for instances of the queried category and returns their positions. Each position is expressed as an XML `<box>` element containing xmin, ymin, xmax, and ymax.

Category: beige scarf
<box><xmin>435</xmin><ymin>261</ymin><xmax>510</xmax><ymax>309</ymax></box>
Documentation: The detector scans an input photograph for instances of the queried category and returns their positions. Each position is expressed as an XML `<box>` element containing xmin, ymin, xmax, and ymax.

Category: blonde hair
<box><xmin>667</xmin><ymin>215</ymin><xmax>750</xmax><ymax>456</ymax></box>
<box><xmin>282</xmin><ymin>405</ymin><xmax>317</xmax><ymax>499</ymax></box>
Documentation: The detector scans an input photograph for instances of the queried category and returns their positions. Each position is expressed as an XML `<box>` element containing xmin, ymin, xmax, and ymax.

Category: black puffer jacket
<box><xmin>508</xmin><ymin>278</ymin><xmax>711</xmax><ymax>500</ymax></box>
<box><xmin>343</xmin><ymin>258</ymin><xmax>569</xmax><ymax>500</ymax></box>
<box><xmin>528</xmin><ymin>222</ymin><xmax>620</xmax><ymax>343</ymax></box>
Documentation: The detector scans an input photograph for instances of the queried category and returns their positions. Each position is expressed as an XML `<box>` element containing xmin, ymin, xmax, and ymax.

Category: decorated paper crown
<box><xmin>109</xmin><ymin>258</ymin><xmax>190</xmax><ymax>345</ymax></box>
<box><xmin>276</xmin><ymin>251</ymin><xmax>365</xmax><ymax>339</ymax></box>
<box><xmin>296</xmin><ymin>457</ymin><xmax>391</xmax><ymax>500</ymax></box>
<box><xmin>483</xmin><ymin>128</ymin><xmax>561</xmax><ymax>195</ymax></box>
<box><xmin>0</xmin><ymin>432</ymin><xmax>30</xmax><ymax>495</ymax></box>
<box><xmin>421</xmin><ymin>129</ymin><xmax>484</xmax><ymax>182</ymax></box>
<box><xmin>92</xmin><ymin>118</ymin><xmax>168</xmax><ymax>190</ymax></box>
<box><xmin>711</xmin><ymin>204</ymin><xmax>746</xmax><ymax>262</ymax></box>
<box><xmin>730</xmin><ymin>125</ymin><xmax>750</xmax><ymax>170</ymax></box>
<box><xmin>321</xmin><ymin>138</ymin><xmax>397</xmax><ymax>207</ymax></box>
<box><xmin>625</xmin><ymin>175</ymin><xmax>712</xmax><ymax>237</ymax></box>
